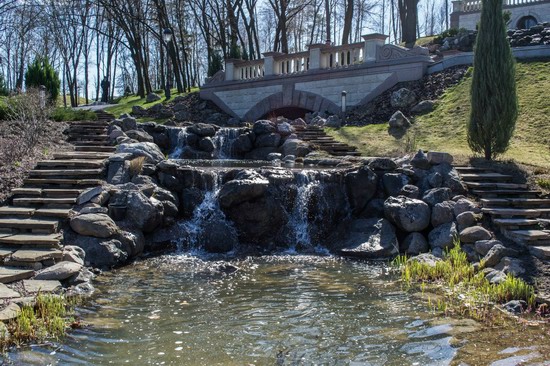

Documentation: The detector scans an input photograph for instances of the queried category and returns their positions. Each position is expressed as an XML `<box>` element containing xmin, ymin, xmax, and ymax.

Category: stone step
<box><xmin>480</xmin><ymin>198</ymin><xmax>550</xmax><ymax>208</ymax></box>
<box><xmin>0</xmin><ymin>218</ymin><xmax>59</xmax><ymax>233</ymax></box>
<box><xmin>454</xmin><ymin>166</ymin><xmax>488</xmax><ymax>173</ymax></box>
<box><xmin>72</xmin><ymin>141</ymin><xmax>111</xmax><ymax>146</ymax></box>
<box><xmin>11</xmin><ymin>248</ymin><xmax>63</xmax><ymax>262</ymax></box>
<box><xmin>529</xmin><ymin>246</ymin><xmax>550</xmax><ymax>260</ymax></box>
<box><xmin>12</xmin><ymin>197</ymin><xmax>77</xmax><ymax>206</ymax></box>
<box><xmin>37</xmin><ymin>160</ymin><xmax>105</xmax><ymax>169</ymax></box>
<box><xmin>0</xmin><ymin>207</ymin><xmax>70</xmax><ymax>219</ymax></box>
<box><xmin>328</xmin><ymin>151</ymin><xmax>362</xmax><ymax>156</ymax></box>
<box><xmin>74</xmin><ymin>145</ymin><xmax>116</xmax><ymax>153</ymax></box>
<box><xmin>493</xmin><ymin>218</ymin><xmax>541</xmax><ymax>229</ymax></box>
<box><xmin>70</xmin><ymin>120</ymin><xmax>110</xmax><ymax>125</ymax></box>
<box><xmin>24</xmin><ymin>178</ymin><xmax>104</xmax><ymax>187</ymax></box>
<box><xmin>460</xmin><ymin>173</ymin><xmax>514</xmax><ymax>182</ymax></box>
<box><xmin>506</xmin><ymin>230</ymin><xmax>550</xmax><ymax>246</ymax></box>
<box><xmin>0</xmin><ymin>267</ymin><xmax>34</xmax><ymax>283</ymax></box>
<box><xmin>28</xmin><ymin>168</ymin><xmax>104</xmax><ymax>177</ymax></box>
<box><xmin>68</xmin><ymin>135</ymin><xmax>109</xmax><ymax>141</ymax></box>
<box><xmin>0</xmin><ymin>233</ymin><xmax>61</xmax><ymax>247</ymax></box>
<box><xmin>53</xmin><ymin>151</ymin><xmax>112</xmax><ymax>160</ymax></box>
<box><xmin>465</xmin><ymin>182</ymin><xmax>529</xmax><ymax>190</ymax></box>
<box><xmin>472</xmin><ymin>189</ymin><xmax>541</xmax><ymax>198</ymax></box>
<box><xmin>481</xmin><ymin>207</ymin><xmax>545</xmax><ymax>218</ymax></box>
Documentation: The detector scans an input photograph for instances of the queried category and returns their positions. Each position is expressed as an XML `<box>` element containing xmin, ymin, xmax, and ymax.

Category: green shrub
<box><xmin>25</xmin><ymin>57</ymin><xmax>60</xmax><ymax>104</ymax></box>
<box><xmin>50</xmin><ymin>108</ymin><xmax>97</xmax><ymax>122</ymax></box>
<box><xmin>0</xmin><ymin>73</ymin><xmax>8</xmax><ymax>96</ymax></box>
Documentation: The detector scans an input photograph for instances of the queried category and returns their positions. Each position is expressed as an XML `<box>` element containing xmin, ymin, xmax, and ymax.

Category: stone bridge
<box><xmin>200</xmin><ymin>34</ymin><xmax>434</xmax><ymax>121</ymax></box>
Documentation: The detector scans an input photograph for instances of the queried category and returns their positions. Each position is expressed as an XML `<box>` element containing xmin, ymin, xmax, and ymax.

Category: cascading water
<box><xmin>169</xmin><ymin>127</ymin><xmax>189</xmax><ymax>158</ymax></box>
<box><xmin>286</xmin><ymin>171</ymin><xmax>324</xmax><ymax>251</ymax></box>
<box><xmin>213</xmin><ymin>128</ymin><xmax>240</xmax><ymax>159</ymax></box>
<box><xmin>178</xmin><ymin>172</ymin><xmax>238</xmax><ymax>253</ymax></box>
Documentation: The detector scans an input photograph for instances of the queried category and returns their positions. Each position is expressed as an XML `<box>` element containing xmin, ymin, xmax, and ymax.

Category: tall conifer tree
<box><xmin>468</xmin><ymin>0</ymin><xmax>518</xmax><ymax>160</ymax></box>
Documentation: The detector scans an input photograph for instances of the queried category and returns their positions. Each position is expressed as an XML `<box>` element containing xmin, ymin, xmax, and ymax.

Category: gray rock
<box><xmin>411</xmin><ymin>100</ymin><xmax>435</xmax><ymax>115</ymax></box>
<box><xmin>122</xmin><ymin>117</ymin><xmax>137</xmax><ymax>131</ymax></box>
<box><xmin>72</xmin><ymin>237</ymin><xmax>128</xmax><ymax>268</ymax></box>
<box><xmin>427</xmin><ymin>151</ymin><xmax>454</xmax><ymax>165</ymax></box>
<box><xmin>431</xmin><ymin>201</ymin><xmax>455</xmax><ymax>227</ymax></box>
<box><xmin>390</xmin><ymin>88</ymin><xmax>417</xmax><ymax>108</ymax></box>
<box><xmin>503</xmin><ymin>300</ymin><xmax>527</xmax><ymax>314</ymax></box>
<box><xmin>388</xmin><ymin>111</ymin><xmax>411</xmax><ymax>129</ymax></box>
<box><xmin>485</xmin><ymin>269</ymin><xmax>507</xmax><ymax>284</ymax></box>
<box><xmin>116</xmin><ymin>142</ymin><xmax>165</xmax><ymax>164</ymax></box>
<box><xmin>432</xmin><ymin>247</ymin><xmax>444</xmax><ymax>258</ymax></box>
<box><xmin>198</xmin><ymin>137</ymin><xmax>215</xmax><ymax>152</ymax></box>
<box><xmin>218</xmin><ymin>176</ymin><xmax>269</xmax><ymax>208</ymax></box>
<box><xmin>126</xmin><ymin>130</ymin><xmax>154</xmax><ymax>143</ymax></box>
<box><xmin>63</xmin><ymin>246</ymin><xmax>85</xmax><ymax>265</ymax></box>
<box><xmin>252</xmin><ymin>120</ymin><xmax>276</xmax><ymax>135</ymax></box>
<box><xmin>325</xmin><ymin>115</ymin><xmax>341</xmax><ymax>128</ymax></box>
<box><xmin>338</xmin><ymin>218</ymin><xmax>399</xmax><ymax>258</ymax></box>
<box><xmin>77</xmin><ymin>186</ymin><xmax>104</xmax><ymax>205</ymax></box>
<box><xmin>428</xmin><ymin>222</ymin><xmax>458</xmax><ymax>249</ymax></box>
<box><xmin>66</xmin><ymin>267</ymin><xmax>95</xmax><ymax>286</ymax></box>
<box><xmin>107</xmin><ymin>160</ymin><xmax>131</xmax><ymax>185</ymax></box>
<box><xmin>453</xmin><ymin>198</ymin><xmax>479</xmax><ymax>217</ymax></box>
<box><xmin>70</xmin><ymin>213</ymin><xmax>118</xmax><ymax>238</ymax></box>
<box><xmin>267</xmin><ymin>153</ymin><xmax>283</xmax><ymax>161</ymax></box>
<box><xmin>255</xmin><ymin>133</ymin><xmax>281</xmax><ymax>148</ymax></box>
<box><xmin>384</xmin><ymin>196</ymin><xmax>431</xmax><ymax>232</ymax></box>
<box><xmin>368</xmin><ymin>158</ymin><xmax>397</xmax><ymax>171</ymax></box>
<box><xmin>131</xmin><ymin>105</ymin><xmax>146</xmax><ymax>116</ymax></box>
<box><xmin>428</xmin><ymin>172</ymin><xmax>443</xmax><ymax>188</ymax></box>
<box><xmin>422</xmin><ymin>187</ymin><xmax>452</xmax><ymax>206</ymax></box>
<box><xmin>408</xmin><ymin>253</ymin><xmax>441</xmax><ymax>267</ymax></box>
<box><xmin>189</xmin><ymin>123</ymin><xmax>216</xmax><ymax>137</ymax></box>
<box><xmin>244</xmin><ymin>147</ymin><xmax>278</xmax><ymax>160</ymax></box>
<box><xmin>474</xmin><ymin>240</ymin><xmax>502</xmax><ymax>256</ymax></box>
<box><xmin>461</xmin><ymin>244</ymin><xmax>479</xmax><ymax>263</ymax></box>
<box><xmin>202</xmin><ymin>219</ymin><xmax>239</xmax><ymax>254</ymax></box>
<box><xmin>174</xmin><ymin>110</ymin><xmax>191</xmax><ymax>122</ymax></box>
<box><xmin>456</xmin><ymin>211</ymin><xmax>476</xmax><ymax>231</ymax></box>
<box><xmin>382</xmin><ymin>173</ymin><xmax>410</xmax><ymax>197</ymax></box>
<box><xmin>234</xmin><ymin>134</ymin><xmax>254</xmax><ymax>153</ymax></box>
<box><xmin>460</xmin><ymin>226</ymin><xmax>492</xmax><ymax>243</ymax></box>
<box><xmin>125</xmin><ymin>192</ymin><xmax>164</xmax><ymax>233</ymax></box>
<box><xmin>482</xmin><ymin>244</ymin><xmax>509</xmax><ymax>268</ymax></box>
<box><xmin>495</xmin><ymin>257</ymin><xmax>526</xmax><ymax>276</ymax></box>
<box><xmin>399</xmin><ymin>184</ymin><xmax>420</xmax><ymax>199</ymax></box>
<box><xmin>146</xmin><ymin>92</ymin><xmax>162</xmax><ymax>103</ymax></box>
<box><xmin>404</xmin><ymin>232</ymin><xmax>429</xmax><ymax>255</ymax></box>
<box><xmin>345</xmin><ymin>166</ymin><xmax>378</xmax><ymax>215</ymax></box>
<box><xmin>34</xmin><ymin>261</ymin><xmax>82</xmax><ymax>281</ymax></box>
<box><xmin>411</xmin><ymin>150</ymin><xmax>431</xmax><ymax>170</ymax></box>
<box><xmin>276</xmin><ymin>122</ymin><xmax>294</xmax><ymax>136</ymax></box>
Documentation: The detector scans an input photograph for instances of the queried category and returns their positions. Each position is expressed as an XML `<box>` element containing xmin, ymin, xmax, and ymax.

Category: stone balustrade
<box><xmin>223</xmin><ymin>33</ymin><xmax>389</xmax><ymax>82</ymax></box>
<box><xmin>453</xmin><ymin>0</ymin><xmax>547</xmax><ymax>13</ymax></box>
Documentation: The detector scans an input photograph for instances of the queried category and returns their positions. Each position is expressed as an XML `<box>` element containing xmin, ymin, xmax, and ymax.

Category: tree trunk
<box><xmin>342</xmin><ymin>0</ymin><xmax>353</xmax><ymax>45</ymax></box>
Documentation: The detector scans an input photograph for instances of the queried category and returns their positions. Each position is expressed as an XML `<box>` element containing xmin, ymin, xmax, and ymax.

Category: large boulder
<box><xmin>428</xmin><ymin>222</ymin><xmax>458</xmax><ymax>249</ymax></box>
<box><xmin>391</xmin><ymin>88</ymin><xmax>417</xmax><ymax>108</ymax></box>
<box><xmin>218</xmin><ymin>174</ymin><xmax>269</xmax><ymax>208</ymax></box>
<box><xmin>411</xmin><ymin>100</ymin><xmax>435</xmax><ymax>115</ymax></box>
<box><xmin>71</xmin><ymin>236</ymin><xmax>128</xmax><ymax>268</ymax></box>
<box><xmin>255</xmin><ymin>133</ymin><xmax>281</xmax><ymax>148</ymax></box>
<box><xmin>126</xmin><ymin>130</ymin><xmax>154</xmax><ymax>143</ymax></box>
<box><xmin>34</xmin><ymin>262</ymin><xmax>82</xmax><ymax>281</ymax></box>
<box><xmin>70</xmin><ymin>213</ymin><xmax>118</xmax><ymax>238</ymax></box>
<box><xmin>404</xmin><ymin>232</ymin><xmax>429</xmax><ymax>255</ymax></box>
<box><xmin>126</xmin><ymin>191</ymin><xmax>164</xmax><ymax>233</ymax></box>
<box><xmin>201</xmin><ymin>219</ymin><xmax>239</xmax><ymax>254</ymax></box>
<box><xmin>245</xmin><ymin>147</ymin><xmax>278</xmax><ymax>160</ymax></box>
<box><xmin>382</xmin><ymin>173</ymin><xmax>410</xmax><ymax>197</ymax></box>
<box><xmin>431</xmin><ymin>201</ymin><xmax>455</xmax><ymax>227</ymax></box>
<box><xmin>388</xmin><ymin>111</ymin><xmax>411</xmax><ymax>129</ymax></box>
<box><xmin>459</xmin><ymin>226</ymin><xmax>492</xmax><ymax>243</ymax></box>
<box><xmin>345</xmin><ymin>166</ymin><xmax>378</xmax><ymax>215</ymax></box>
<box><xmin>338</xmin><ymin>218</ymin><xmax>399</xmax><ymax>258</ymax></box>
<box><xmin>253</xmin><ymin>120</ymin><xmax>276</xmax><ymax>135</ymax></box>
<box><xmin>116</xmin><ymin>142</ymin><xmax>165</xmax><ymax>164</ymax></box>
<box><xmin>410</xmin><ymin>150</ymin><xmax>431</xmax><ymax>170</ymax></box>
<box><xmin>146</xmin><ymin>92</ymin><xmax>162</xmax><ymax>103</ymax></box>
<box><xmin>422</xmin><ymin>187</ymin><xmax>452</xmax><ymax>207</ymax></box>
<box><xmin>383</xmin><ymin>196</ymin><xmax>431</xmax><ymax>232</ymax></box>
<box><xmin>189</xmin><ymin>123</ymin><xmax>216</xmax><ymax>137</ymax></box>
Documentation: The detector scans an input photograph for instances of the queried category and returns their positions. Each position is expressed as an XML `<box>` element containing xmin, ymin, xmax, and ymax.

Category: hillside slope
<box><xmin>328</xmin><ymin>60</ymin><xmax>550</xmax><ymax>168</ymax></box>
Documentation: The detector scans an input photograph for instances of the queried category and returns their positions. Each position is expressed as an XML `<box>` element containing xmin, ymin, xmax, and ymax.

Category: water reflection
<box><xmin>4</xmin><ymin>255</ymin><xmax>550</xmax><ymax>365</ymax></box>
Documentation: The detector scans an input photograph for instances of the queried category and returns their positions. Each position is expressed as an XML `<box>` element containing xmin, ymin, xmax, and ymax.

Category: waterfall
<box><xmin>178</xmin><ymin>172</ymin><xmax>238</xmax><ymax>253</ymax></box>
<box><xmin>287</xmin><ymin>171</ymin><xmax>323</xmax><ymax>251</ymax></box>
<box><xmin>169</xmin><ymin>127</ymin><xmax>189</xmax><ymax>159</ymax></box>
<box><xmin>213</xmin><ymin>128</ymin><xmax>240</xmax><ymax>159</ymax></box>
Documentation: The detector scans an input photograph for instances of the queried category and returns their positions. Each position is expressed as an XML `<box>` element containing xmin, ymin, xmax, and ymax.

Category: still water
<box><xmin>6</xmin><ymin>254</ymin><xmax>550</xmax><ymax>365</ymax></box>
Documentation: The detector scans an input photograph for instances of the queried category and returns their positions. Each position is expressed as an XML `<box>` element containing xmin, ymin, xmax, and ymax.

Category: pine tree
<box><xmin>0</xmin><ymin>73</ymin><xmax>8</xmax><ymax>96</ymax></box>
<box><xmin>24</xmin><ymin>57</ymin><xmax>60</xmax><ymax>104</ymax></box>
<box><xmin>467</xmin><ymin>0</ymin><xmax>518</xmax><ymax>160</ymax></box>
<box><xmin>208</xmin><ymin>51</ymin><xmax>224</xmax><ymax>77</ymax></box>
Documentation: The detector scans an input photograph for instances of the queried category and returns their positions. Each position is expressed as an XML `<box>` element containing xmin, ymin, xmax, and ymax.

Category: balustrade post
<box><xmin>225</xmin><ymin>60</ymin><xmax>235</xmax><ymax>81</ymax></box>
<box><xmin>452</xmin><ymin>0</ymin><xmax>464</xmax><ymax>12</ymax></box>
<box><xmin>308</xmin><ymin>44</ymin><xmax>326</xmax><ymax>70</ymax></box>
<box><xmin>362</xmin><ymin>33</ymin><xmax>388</xmax><ymax>62</ymax></box>
<box><xmin>262</xmin><ymin>52</ymin><xmax>278</xmax><ymax>76</ymax></box>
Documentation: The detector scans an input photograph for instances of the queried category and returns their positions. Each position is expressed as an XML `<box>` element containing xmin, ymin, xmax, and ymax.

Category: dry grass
<box><xmin>128</xmin><ymin>156</ymin><xmax>146</xmax><ymax>176</ymax></box>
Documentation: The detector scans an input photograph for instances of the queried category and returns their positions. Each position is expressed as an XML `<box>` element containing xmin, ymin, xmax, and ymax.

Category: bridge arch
<box><xmin>242</xmin><ymin>90</ymin><xmax>340</xmax><ymax>122</ymax></box>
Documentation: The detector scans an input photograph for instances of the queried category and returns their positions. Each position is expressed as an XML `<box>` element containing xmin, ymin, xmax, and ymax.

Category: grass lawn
<box><xmin>328</xmin><ymin>60</ymin><xmax>550</xmax><ymax>169</ymax></box>
<box><xmin>105</xmin><ymin>87</ymin><xmax>199</xmax><ymax>118</ymax></box>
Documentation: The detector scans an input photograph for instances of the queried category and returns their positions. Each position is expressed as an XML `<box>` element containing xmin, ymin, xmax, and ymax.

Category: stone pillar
<box><xmin>362</xmin><ymin>33</ymin><xmax>388</xmax><ymax>62</ymax></box>
<box><xmin>452</xmin><ymin>0</ymin><xmax>464</xmax><ymax>12</ymax></box>
<box><xmin>307</xmin><ymin>44</ymin><xmax>325</xmax><ymax>70</ymax></box>
<box><xmin>225</xmin><ymin>61</ymin><xmax>235</xmax><ymax>81</ymax></box>
<box><xmin>262</xmin><ymin>52</ymin><xmax>277</xmax><ymax>76</ymax></box>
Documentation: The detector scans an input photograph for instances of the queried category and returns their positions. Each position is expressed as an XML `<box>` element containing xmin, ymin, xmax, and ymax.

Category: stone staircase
<box><xmin>0</xmin><ymin>116</ymin><xmax>114</xmax><ymax>307</ymax></box>
<box><xmin>295</xmin><ymin>126</ymin><xmax>361</xmax><ymax>157</ymax></box>
<box><xmin>456</xmin><ymin>166</ymin><xmax>550</xmax><ymax>260</ymax></box>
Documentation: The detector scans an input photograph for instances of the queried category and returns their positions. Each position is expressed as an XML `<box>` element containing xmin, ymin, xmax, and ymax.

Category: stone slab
<box><xmin>0</xmin><ymin>247</ymin><xmax>17</xmax><ymax>259</ymax></box>
<box><xmin>0</xmin><ymin>234</ymin><xmax>61</xmax><ymax>246</ymax></box>
<box><xmin>23</xmin><ymin>280</ymin><xmax>62</xmax><ymax>293</ymax></box>
<box><xmin>12</xmin><ymin>248</ymin><xmax>63</xmax><ymax>262</ymax></box>
<box><xmin>0</xmin><ymin>207</ymin><xmax>35</xmax><ymax>217</ymax></box>
<box><xmin>0</xmin><ymin>303</ymin><xmax>20</xmax><ymax>322</ymax></box>
<box><xmin>0</xmin><ymin>283</ymin><xmax>20</xmax><ymax>299</ymax></box>
<box><xmin>0</xmin><ymin>267</ymin><xmax>35</xmax><ymax>283</ymax></box>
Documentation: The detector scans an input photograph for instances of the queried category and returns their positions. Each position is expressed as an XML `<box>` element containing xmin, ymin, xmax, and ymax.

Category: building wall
<box><xmin>454</xmin><ymin>2</ymin><xmax>550</xmax><ymax>30</ymax></box>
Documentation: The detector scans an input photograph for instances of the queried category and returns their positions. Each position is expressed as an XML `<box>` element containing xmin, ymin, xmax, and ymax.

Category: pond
<box><xmin>5</xmin><ymin>254</ymin><xmax>550</xmax><ymax>365</ymax></box>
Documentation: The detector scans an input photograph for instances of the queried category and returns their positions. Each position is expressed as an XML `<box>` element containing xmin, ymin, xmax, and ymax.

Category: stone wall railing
<box><xmin>453</xmin><ymin>0</ymin><xmax>546</xmax><ymax>12</ymax></box>
<box><xmin>222</xmin><ymin>33</ymin><xmax>394</xmax><ymax>82</ymax></box>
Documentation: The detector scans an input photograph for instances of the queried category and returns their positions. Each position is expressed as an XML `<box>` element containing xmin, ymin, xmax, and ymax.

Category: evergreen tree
<box><xmin>468</xmin><ymin>0</ymin><xmax>518</xmax><ymax>160</ymax></box>
<box><xmin>24</xmin><ymin>57</ymin><xmax>60</xmax><ymax>104</ymax></box>
<box><xmin>208</xmin><ymin>51</ymin><xmax>223</xmax><ymax>77</ymax></box>
<box><xmin>0</xmin><ymin>73</ymin><xmax>8</xmax><ymax>96</ymax></box>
